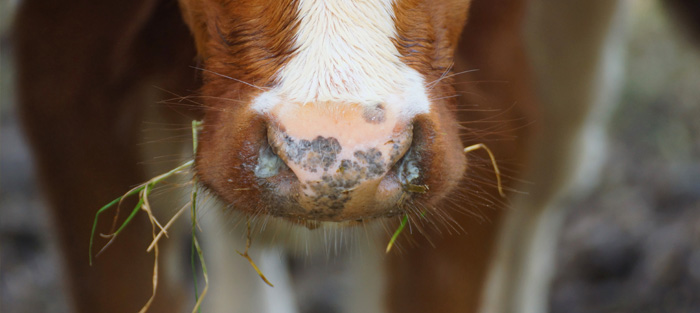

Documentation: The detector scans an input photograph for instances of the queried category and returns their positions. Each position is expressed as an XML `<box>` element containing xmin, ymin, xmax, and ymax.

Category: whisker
<box><xmin>192</xmin><ymin>66</ymin><xmax>268</xmax><ymax>91</ymax></box>
<box><xmin>428</xmin><ymin>68</ymin><xmax>480</xmax><ymax>89</ymax></box>
<box><xmin>429</xmin><ymin>94</ymin><xmax>461</xmax><ymax>102</ymax></box>
<box><xmin>427</xmin><ymin>63</ymin><xmax>454</xmax><ymax>89</ymax></box>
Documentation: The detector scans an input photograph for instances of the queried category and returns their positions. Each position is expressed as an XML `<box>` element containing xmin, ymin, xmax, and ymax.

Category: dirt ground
<box><xmin>1</xmin><ymin>1</ymin><xmax>699</xmax><ymax>313</ymax></box>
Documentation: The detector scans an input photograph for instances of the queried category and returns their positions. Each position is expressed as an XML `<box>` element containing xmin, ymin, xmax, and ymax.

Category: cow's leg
<box><xmin>200</xmin><ymin>212</ymin><xmax>301</xmax><ymax>313</ymax></box>
<box><xmin>386</xmin><ymin>1</ymin><xmax>538</xmax><ymax>312</ymax></box>
<box><xmin>14</xmin><ymin>1</ymin><xmax>196</xmax><ymax>312</ymax></box>
<box><xmin>480</xmin><ymin>1</ymin><xmax>629</xmax><ymax>313</ymax></box>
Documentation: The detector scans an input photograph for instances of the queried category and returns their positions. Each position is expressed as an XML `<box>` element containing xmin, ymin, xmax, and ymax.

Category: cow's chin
<box><xmin>194</xmin><ymin>97</ymin><xmax>467</xmax><ymax>227</ymax></box>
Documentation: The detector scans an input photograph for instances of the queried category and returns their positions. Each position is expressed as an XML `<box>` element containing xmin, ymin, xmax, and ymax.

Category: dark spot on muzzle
<box><xmin>362</xmin><ymin>103</ymin><xmax>386</xmax><ymax>124</ymax></box>
<box><xmin>281</xmin><ymin>135</ymin><xmax>342</xmax><ymax>173</ymax></box>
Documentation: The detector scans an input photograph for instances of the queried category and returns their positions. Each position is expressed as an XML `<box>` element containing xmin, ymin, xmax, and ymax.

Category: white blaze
<box><xmin>252</xmin><ymin>0</ymin><xmax>431</xmax><ymax>118</ymax></box>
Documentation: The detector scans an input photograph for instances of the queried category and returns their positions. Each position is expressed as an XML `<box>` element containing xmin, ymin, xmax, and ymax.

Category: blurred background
<box><xmin>1</xmin><ymin>0</ymin><xmax>699</xmax><ymax>312</ymax></box>
<box><xmin>549</xmin><ymin>2</ymin><xmax>700</xmax><ymax>312</ymax></box>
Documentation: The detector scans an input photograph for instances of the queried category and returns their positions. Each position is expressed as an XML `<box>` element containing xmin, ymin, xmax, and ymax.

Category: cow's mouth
<box><xmin>195</xmin><ymin>102</ymin><xmax>466</xmax><ymax>227</ymax></box>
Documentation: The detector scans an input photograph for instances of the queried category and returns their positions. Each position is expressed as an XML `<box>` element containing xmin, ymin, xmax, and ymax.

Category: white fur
<box><xmin>252</xmin><ymin>0</ymin><xmax>430</xmax><ymax>119</ymax></box>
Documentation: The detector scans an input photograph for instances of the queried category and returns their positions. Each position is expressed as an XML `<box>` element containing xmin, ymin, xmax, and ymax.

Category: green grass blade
<box><xmin>113</xmin><ymin>187</ymin><xmax>148</xmax><ymax>236</ymax></box>
<box><xmin>190</xmin><ymin>182</ymin><xmax>200</xmax><ymax>312</ymax></box>
<box><xmin>192</xmin><ymin>120</ymin><xmax>202</xmax><ymax>154</ymax></box>
<box><xmin>386</xmin><ymin>214</ymin><xmax>409</xmax><ymax>253</ymax></box>
<box><xmin>88</xmin><ymin>120</ymin><xmax>204</xmax><ymax>313</ymax></box>
<box><xmin>89</xmin><ymin>185</ymin><xmax>146</xmax><ymax>265</ymax></box>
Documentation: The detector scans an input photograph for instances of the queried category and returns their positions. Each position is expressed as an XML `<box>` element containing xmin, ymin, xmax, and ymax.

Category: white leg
<box><xmin>201</xmin><ymin>212</ymin><xmax>298</xmax><ymax>313</ymax></box>
<box><xmin>341</xmin><ymin>240</ymin><xmax>387</xmax><ymax>313</ymax></box>
<box><xmin>200</xmin><ymin>210</ymin><xmax>387</xmax><ymax>313</ymax></box>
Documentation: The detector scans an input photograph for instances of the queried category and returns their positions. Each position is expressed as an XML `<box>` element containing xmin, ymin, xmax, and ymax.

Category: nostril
<box><xmin>396</xmin><ymin>148</ymin><xmax>421</xmax><ymax>186</ymax></box>
<box><xmin>391</xmin><ymin>123</ymin><xmax>423</xmax><ymax>187</ymax></box>
<box><xmin>254</xmin><ymin>142</ymin><xmax>287</xmax><ymax>178</ymax></box>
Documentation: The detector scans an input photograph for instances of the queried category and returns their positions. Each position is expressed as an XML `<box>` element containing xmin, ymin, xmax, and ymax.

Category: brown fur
<box><xmin>182</xmin><ymin>0</ymin><xmax>299</xmax><ymax>85</ymax></box>
<box><xmin>387</xmin><ymin>0</ymin><xmax>538</xmax><ymax>312</ymax></box>
<box><xmin>15</xmin><ymin>0</ymin><xmax>536</xmax><ymax>312</ymax></box>
<box><xmin>13</xmin><ymin>0</ymin><xmax>197</xmax><ymax>311</ymax></box>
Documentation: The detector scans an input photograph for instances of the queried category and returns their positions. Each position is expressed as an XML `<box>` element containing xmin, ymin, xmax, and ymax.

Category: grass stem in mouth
<box><xmin>89</xmin><ymin>120</ymin><xmax>210</xmax><ymax>313</ymax></box>
<box><xmin>385</xmin><ymin>143</ymin><xmax>506</xmax><ymax>253</ymax></box>
<box><xmin>463</xmin><ymin>143</ymin><xmax>506</xmax><ymax>197</ymax></box>
<box><xmin>386</xmin><ymin>214</ymin><xmax>410</xmax><ymax>253</ymax></box>
<box><xmin>236</xmin><ymin>218</ymin><xmax>275</xmax><ymax>287</ymax></box>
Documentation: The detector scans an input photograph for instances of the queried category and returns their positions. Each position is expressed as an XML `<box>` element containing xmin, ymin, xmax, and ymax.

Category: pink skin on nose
<box><xmin>267</xmin><ymin>102</ymin><xmax>412</xmax><ymax>213</ymax></box>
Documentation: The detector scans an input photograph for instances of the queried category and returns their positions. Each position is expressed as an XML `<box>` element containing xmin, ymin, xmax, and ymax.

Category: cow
<box><xmin>12</xmin><ymin>0</ymin><xmax>699</xmax><ymax>312</ymax></box>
